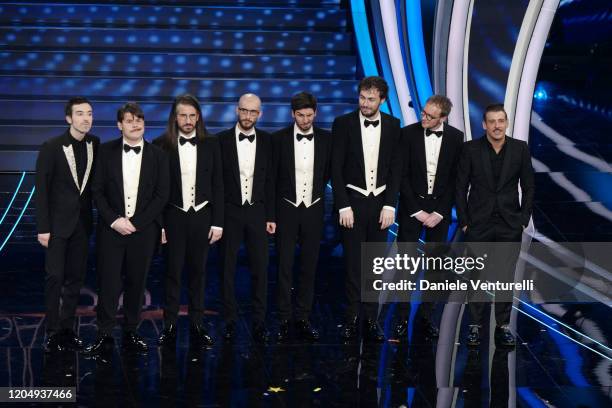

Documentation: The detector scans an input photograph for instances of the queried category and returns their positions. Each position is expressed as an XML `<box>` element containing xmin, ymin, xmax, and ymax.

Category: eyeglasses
<box><xmin>421</xmin><ymin>110</ymin><xmax>441</xmax><ymax>121</ymax></box>
<box><xmin>177</xmin><ymin>113</ymin><xmax>198</xmax><ymax>121</ymax></box>
<box><xmin>238</xmin><ymin>107</ymin><xmax>260</xmax><ymax>117</ymax></box>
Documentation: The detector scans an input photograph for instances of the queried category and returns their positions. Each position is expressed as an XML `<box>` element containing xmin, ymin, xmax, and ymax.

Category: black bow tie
<box><xmin>296</xmin><ymin>133</ymin><xmax>313</xmax><ymax>142</ymax></box>
<box><xmin>123</xmin><ymin>144</ymin><xmax>141</xmax><ymax>154</ymax></box>
<box><xmin>364</xmin><ymin>119</ymin><xmax>380</xmax><ymax>128</ymax></box>
<box><xmin>179</xmin><ymin>136</ymin><xmax>197</xmax><ymax>146</ymax></box>
<box><xmin>239</xmin><ymin>132</ymin><xmax>255</xmax><ymax>143</ymax></box>
<box><xmin>426</xmin><ymin>129</ymin><xmax>443</xmax><ymax>137</ymax></box>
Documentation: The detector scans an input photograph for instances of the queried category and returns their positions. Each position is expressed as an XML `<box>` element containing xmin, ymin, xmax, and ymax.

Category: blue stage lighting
<box><xmin>534</xmin><ymin>86</ymin><xmax>548</xmax><ymax>100</ymax></box>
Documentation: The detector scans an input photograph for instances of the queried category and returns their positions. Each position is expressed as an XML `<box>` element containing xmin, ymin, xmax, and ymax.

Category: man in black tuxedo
<box><xmin>331</xmin><ymin>76</ymin><xmax>402</xmax><ymax>342</ymax></box>
<box><xmin>87</xmin><ymin>102</ymin><xmax>169</xmax><ymax>354</ymax></box>
<box><xmin>154</xmin><ymin>94</ymin><xmax>223</xmax><ymax>349</ymax></box>
<box><xmin>456</xmin><ymin>103</ymin><xmax>534</xmax><ymax>347</ymax></box>
<box><xmin>272</xmin><ymin>92</ymin><xmax>331</xmax><ymax>342</ymax></box>
<box><xmin>394</xmin><ymin>95</ymin><xmax>464</xmax><ymax>340</ymax></box>
<box><xmin>36</xmin><ymin>97</ymin><xmax>99</xmax><ymax>352</ymax></box>
<box><xmin>217</xmin><ymin>93</ymin><xmax>275</xmax><ymax>342</ymax></box>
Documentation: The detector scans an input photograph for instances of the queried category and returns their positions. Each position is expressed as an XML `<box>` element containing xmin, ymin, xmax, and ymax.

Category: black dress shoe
<box><xmin>295</xmin><ymin>319</ymin><xmax>320</xmax><ymax>342</ymax></box>
<box><xmin>123</xmin><ymin>331</ymin><xmax>148</xmax><ymax>352</ymax></box>
<box><xmin>252</xmin><ymin>324</ymin><xmax>269</xmax><ymax>343</ymax></box>
<box><xmin>467</xmin><ymin>325</ymin><xmax>481</xmax><ymax>347</ymax></box>
<box><xmin>276</xmin><ymin>320</ymin><xmax>290</xmax><ymax>342</ymax></box>
<box><xmin>158</xmin><ymin>324</ymin><xmax>177</xmax><ymax>347</ymax></box>
<box><xmin>190</xmin><ymin>324</ymin><xmax>214</xmax><ymax>348</ymax></box>
<box><xmin>393</xmin><ymin>321</ymin><xmax>408</xmax><ymax>340</ymax></box>
<box><xmin>62</xmin><ymin>329</ymin><xmax>85</xmax><ymax>351</ymax></box>
<box><xmin>340</xmin><ymin>316</ymin><xmax>358</xmax><ymax>341</ymax></box>
<box><xmin>223</xmin><ymin>322</ymin><xmax>236</xmax><ymax>342</ymax></box>
<box><xmin>43</xmin><ymin>332</ymin><xmax>64</xmax><ymax>353</ymax></box>
<box><xmin>363</xmin><ymin>319</ymin><xmax>384</xmax><ymax>343</ymax></box>
<box><xmin>85</xmin><ymin>335</ymin><xmax>114</xmax><ymax>355</ymax></box>
<box><xmin>495</xmin><ymin>325</ymin><xmax>516</xmax><ymax>347</ymax></box>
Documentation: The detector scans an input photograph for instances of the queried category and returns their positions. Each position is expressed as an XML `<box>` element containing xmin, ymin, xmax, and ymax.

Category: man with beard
<box><xmin>154</xmin><ymin>94</ymin><xmax>223</xmax><ymax>349</ymax></box>
<box><xmin>393</xmin><ymin>95</ymin><xmax>464</xmax><ymax>340</ymax></box>
<box><xmin>456</xmin><ymin>103</ymin><xmax>534</xmax><ymax>347</ymax></box>
<box><xmin>272</xmin><ymin>92</ymin><xmax>331</xmax><ymax>342</ymax></box>
<box><xmin>36</xmin><ymin>97</ymin><xmax>99</xmax><ymax>352</ymax></box>
<box><xmin>216</xmin><ymin>94</ymin><xmax>275</xmax><ymax>342</ymax></box>
<box><xmin>87</xmin><ymin>102</ymin><xmax>169</xmax><ymax>354</ymax></box>
<box><xmin>331</xmin><ymin>76</ymin><xmax>401</xmax><ymax>342</ymax></box>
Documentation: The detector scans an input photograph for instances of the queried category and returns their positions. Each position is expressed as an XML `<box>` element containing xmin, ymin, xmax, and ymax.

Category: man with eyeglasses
<box><xmin>154</xmin><ymin>94</ymin><xmax>223</xmax><ymax>349</ymax></box>
<box><xmin>393</xmin><ymin>95</ymin><xmax>464</xmax><ymax>341</ymax></box>
<box><xmin>216</xmin><ymin>93</ymin><xmax>275</xmax><ymax>343</ymax></box>
<box><xmin>331</xmin><ymin>76</ymin><xmax>402</xmax><ymax>342</ymax></box>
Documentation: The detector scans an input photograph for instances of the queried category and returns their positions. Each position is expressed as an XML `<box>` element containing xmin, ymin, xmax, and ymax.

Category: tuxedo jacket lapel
<box><xmin>80</xmin><ymin>139</ymin><xmax>94</xmax><ymax>194</ymax></box>
<box><xmin>285</xmin><ymin>130</ymin><xmax>296</xmax><ymax>190</ymax></box>
<box><xmin>351</xmin><ymin>112</ymin><xmax>366</xmax><ymax>176</ymax></box>
<box><xmin>111</xmin><ymin>139</ymin><xmax>125</xmax><ymax>210</ymax></box>
<box><xmin>480</xmin><ymin>138</ymin><xmax>496</xmax><ymax>191</ymax></box>
<box><xmin>497</xmin><ymin>139</ymin><xmax>514</xmax><ymax>191</ymax></box>
<box><xmin>61</xmin><ymin>143</ymin><xmax>80</xmax><ymax>192</ymax></box>
<box><xmin>313</xmin><ymin>129</ymin><xmax>324</xmax><ymax>189</ymax></box>
<box><xmin>135</xmin><ymin>141</ymin><xmax>151</xmax><ymax>214</ymax></box>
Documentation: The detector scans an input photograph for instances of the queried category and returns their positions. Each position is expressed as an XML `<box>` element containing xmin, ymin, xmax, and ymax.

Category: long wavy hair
<box><xmin>164</xmin><ymin>94</ymin><xmax>209</xmax><ymax>148</ymax></box>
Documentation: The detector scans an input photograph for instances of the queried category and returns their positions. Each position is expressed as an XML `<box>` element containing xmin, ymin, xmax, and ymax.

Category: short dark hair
<box><xmin>358</xmin><ymin>76</ymin><xmax>388</xmax><ymax>100</ymax></box>
<box><xmin>482</xmin><ymin>103</ymin><xmax>507</xmax><ymax>121</ymax></box>
<box><xmin>426</xmin><ymin>95</ymin><xmax>453</xmax><ymax>117</ymax></box>
<box><xmin>65</xmin><ymin>97</ymin><xmax>92</xmax><ymax>117</ymax></box>
<box><xmin>291</xmin><ymin>92</ymin><xmax>317</xmax><ymax>112</ymax></box>
<box><xmin>117</xmin><ymin>102</ymin><xmax>145</xmax><ymax>122</ymax></box>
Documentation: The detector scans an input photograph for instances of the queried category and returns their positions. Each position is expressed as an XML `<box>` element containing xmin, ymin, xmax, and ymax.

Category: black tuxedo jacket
<box><xmin>35</xmin><ymin>130</ymin><xmax>99</xmax><ymax>238</ymax></box>
<box><xmin>216</xmin><ymin>127</ymin><xmax>275</xmax><ymax>221</ymax></box>
<box><xmin>399</xmin><ymin>122</ymin><xmax>464</xmax><ymax>219</ymax></box>
<box><xmin>331</xmin><ymin>110</ymin><xmax>402</xmax><ymax>210</ymax></box>
<box><xmin>272</xmin><ymin>125</ymin><xmax>331</xmax><ymax>210</ymax></box>
<box><xmin>455</xmin><ymin>136</ymin><xmax>534</xmax><ymax>230</ymax></box>
<box><xmin>153</xmin><ymin>134</ymin><xmax>224</xmax><ymax>228</ymax></box>
<box><xmin>92</xmin><ymin>137</ymin><xmax>169</xmax><ymax>232</ymax></box>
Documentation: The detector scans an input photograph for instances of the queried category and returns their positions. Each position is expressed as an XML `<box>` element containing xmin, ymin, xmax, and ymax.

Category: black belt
<box><xmin>418</xmin><ymin>194</ymin><xmax>438</xmax><ymax>200</ymax></box>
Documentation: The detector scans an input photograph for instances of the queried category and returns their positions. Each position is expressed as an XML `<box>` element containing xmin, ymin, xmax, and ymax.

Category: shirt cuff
<box><xmin>432</xmin><ymin>212</ymin><xmax>443</xmax><ymax>220</ymax></box>
<box><xmin>339</xmin><ymin>207</ymin><xmax>352</xmax><ymax>214</ymax></box>
<box><xmin>410</xmin><ymin>210</ymin><xmax>423</xmax><ymax>218</ymax></box>
<box><xmin>382</xmin><ymin>206</ymin><xmax>395</xmax><ymax>213</ymax></box>
<box><xmin>211</xmin><ymin>226</ymin><xmax>223</xmax><ymax>231</ymax></box>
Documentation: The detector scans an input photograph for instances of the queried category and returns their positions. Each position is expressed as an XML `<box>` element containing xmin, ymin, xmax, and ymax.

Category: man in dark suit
<box><xmin>272</xmin><ymin>92</ymin><xmax>331</xmax><ymax>342</ymax></box>
<box><xmin>217</xmin><ymin>93</ymin><xmax>275</xmax><ymax>342</ymax></box>
<box><xmin>394</xmin><ymin>95</ymin><xmax>464</xmax><ymax>340</ymax></box>
<box><xmin>456</xmin><ymin>103</ymin><xmax>534</xmax><ymax>347</ymax></box>
<box><xmin>154</xmin><ymin>94</ymin><xmax>223</xmax><ymax>349</ymax></box>
<box><xmin>36</xmin><ymin>97</ymin><xmax>99</xmax><ymax>352</ymax></box>
<box><xmin>87</xmin><ymin>102</ymin><xmax>169</xmax><ymax>354</ymax></box>
<box><xmin>331</xmin><ymin>76</ymin><xmax>402</xmax><ymax>342</ymax></box>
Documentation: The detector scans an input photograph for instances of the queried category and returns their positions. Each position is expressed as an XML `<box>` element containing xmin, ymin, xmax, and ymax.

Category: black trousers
<box><xmin>44</xmin><ymin>220</ymin><xmax>89</xmax><ymax>334</ymax></box>
<box><xmin>276</xmin><ymin>199</ymin><xmax>325</xmax><ymax>321</ymax></box>
<box><xmin>465</xmin><ymin>214</ymin><xmax>522</xmax><ymax>327</ymax></box>
<box><xmin>220</xmin><ymin>203</ymin><xmax>269</xmax><ymax>325</ymax></box>
<box><xmin>396</xmin><ymin>197</ymin><xmax>451</xmax><ymax>323</ymax></box>
<box><xmin>96</xmin><ymin>223</ymin><xmax>158</xmax><ymax>334</ymax></box>
<box><xmin>341</xmin><ymin>192</ymin><xmax>388</xmax><ymax>320</ymax></box>
<box><xmin>162</xmin><ymin>206</ymin><xmax>212</xmax><ymax>326</ymax></box>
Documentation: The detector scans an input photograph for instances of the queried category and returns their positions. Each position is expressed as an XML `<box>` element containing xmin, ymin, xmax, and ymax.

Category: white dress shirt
<box><xmin>235</xmin><ymin>124</ymin><xmax>257</xmax><ymax>205</ymax></box>
<box><xmin>122</xmin><ymin>138</ymin><xmax>144</xmax><ymax>219</ymax></box>
<box><xmin>412</xmin><ymin>122</ymin><xmax>444</xmax><ymax>219</ymax></box>
<box><xmin>339</xmin><ymin>113</ymin><xmax>395</xmax><ymax>214</ymax></box>
<box><xmin>286</xmin><ymin>124</ymin><xmax>318</xmax><ymax>208</ymax></box>
<box><xmin>177</xmin><ymin>131</ymin><xmax>207</xmax><ymax>212</ymax></box>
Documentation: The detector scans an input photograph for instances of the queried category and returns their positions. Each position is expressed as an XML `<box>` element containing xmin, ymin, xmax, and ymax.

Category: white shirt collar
<box><xmin>235</xmin><ymin>123</ymin><xmax>255</xmax><ymax>137</ymax></box>
<box><xmin>123</xmin><ymin>138</ymin><xmax>144</xmax><ymax>148</ymax></box>
<box><xmin>294</xmin><ymin>123</ymin><xmax>313</xmax><ymax>136</ymax></box>
<box><xmin>359</xmin><ymin>111</ymin><xmax>382</xmax><ymax>123</ymax></box>
<box><xmin>430</xmin><ymin>122</ymin><xmax>444</xmax><ymax>132</ymax></box>
<box><xmin>179</xmin><ymin>131</ymin><xmax>196</xmax><ymax>139</ymax></box>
